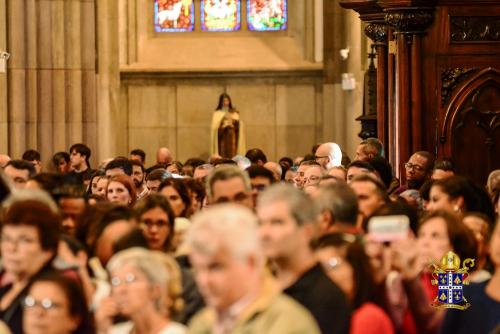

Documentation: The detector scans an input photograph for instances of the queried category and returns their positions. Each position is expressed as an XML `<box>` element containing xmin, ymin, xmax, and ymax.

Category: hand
<box><xmin>95</xmin><ymin>297</ymin><xmax>119</xmax><ymax>333</ymax></box>
<box><xmin>390</xmin><ymin>238</ymin><xmax>422</xmax><ymax>280</ymax></box>
<box><xmin>364</xmin><ymin>239</ymin><xmax>392</xmax><ymax>284</ymax></box>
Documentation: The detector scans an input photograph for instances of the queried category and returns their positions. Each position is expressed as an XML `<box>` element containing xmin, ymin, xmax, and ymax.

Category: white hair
<box><xmin>185</xmin><ymin>204</ymin><xmax>262</xmax><ymax>262</ymax></box>
<box><xmin>107</xmin><ymin>247</ymin><xmax>183</xmax><ymax>315</ymax></box>
<box><xmin>322</xmin><ymin>142</ymin><xmax>342</xmax><ymax>167</ymax></box>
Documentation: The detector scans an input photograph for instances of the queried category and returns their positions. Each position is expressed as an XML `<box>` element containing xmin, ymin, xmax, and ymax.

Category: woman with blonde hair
<box><xmin>95</xmin><ymin>247</ymin><xmax>185</xmax><ymax>334</ymax></box>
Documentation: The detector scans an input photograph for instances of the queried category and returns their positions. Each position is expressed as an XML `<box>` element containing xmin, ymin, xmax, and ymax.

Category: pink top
<box><xmin>350</xmin><ymin>302</ymin><xmax>395</xmax><ymax>334</ymax></box>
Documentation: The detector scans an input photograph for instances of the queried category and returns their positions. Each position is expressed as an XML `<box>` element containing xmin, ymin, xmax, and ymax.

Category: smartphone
<box><xmin>367</xmin><ymin>215</ymin><xmax>409</xmax><ymax>242</ymax></box>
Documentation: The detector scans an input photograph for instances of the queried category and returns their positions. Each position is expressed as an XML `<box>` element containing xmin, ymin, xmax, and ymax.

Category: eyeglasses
<box><xmin>111</xmin><ymin>273</ymin><xmax>138</xmax><ymax>287</ymax></box>
<box><xmin>404</xmin><ymin>162</ymin><xmax>425</xmax><ymax>172</ymax></box>
<box><xmin>23</xmin><ymin>296</ymin><xmax>63</xmax><ymax>311</ymax></box>
<box><xmin>314</xmin><ymin>155</ymin><xmax>329</xmax><ymax>160</ymax></box>
<box><xmin>140</xmin><ymin>219</ymin><xmax>169</xmax><ymax>229</ymax></box>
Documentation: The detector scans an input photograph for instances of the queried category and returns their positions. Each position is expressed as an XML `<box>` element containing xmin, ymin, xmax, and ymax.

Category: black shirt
<box><xmin>284</xmin><ymin>263</ymin><xmax>351</xmax><ymax>334</ymax></box>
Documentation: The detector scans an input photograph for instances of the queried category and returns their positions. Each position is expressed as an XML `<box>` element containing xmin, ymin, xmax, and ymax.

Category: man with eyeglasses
<box><xmin>206</xmin><ymin>165</ymin><xmax>254</xmax><ymax>209</ymax></box>
<box><xmin>396</xmin><ymin>151</ymin><xmax>435</xmax><ymax>194</ymax></box>
<box><xmin>314</xmin><ymin>142</ymin><xmax>343</xmax><ymax>170</ymax></box>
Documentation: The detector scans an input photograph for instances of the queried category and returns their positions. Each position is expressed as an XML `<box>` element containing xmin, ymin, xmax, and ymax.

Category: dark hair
<box><xmin>246</xmin><ymin>165</ymin><xmax>275</xmax><ymax>184</ymax></box>
<box><xmin>419</xmin><ymin>179</ymin><xmax>434</xmax><ymax>202</ymax></box>
<box><xmin>105</xmin><ymin>158</ymin><xmax>133</xmax><ymax>176</ymax></box>
<box><xmin>146</xmin><ymin>168</ymin><xmax>171</xmax><ymax>182</ymax></box>
<box><xmin>6</xmin><ymin>159</ymin><xmax>36</xmax><ymax>177</ymax></box>
<box><xmin>107</xmin><ymin>175</ymin><xmax>137</xmax><ymax>206</ymax></box>
<box><xmin>278</xmin><ymin>157</ymin><xmax>294</xmax><ymax>179</ymax></box>
<box><xmin>341</xmin><ymin>151</ymin><xmax>352</xmax><ymax>168</ymax></box>
<box><xmin>27</xmin><ymin>272</ymin><xmax>95</xmax><ymax>334</ymax></box>
<box><xmin>158</xmin><ymin>178</ymin><xmax>191</xmax><ymax>217</ymax></box>
<box><xmin>434</xmin><ymin>158</ymin><xmax>456</xmax><ymax>172</ymax></box>
<box><xmin>52</xmin><ymin>152</ymin><xmax>70</xmax><ymax>170</ymax></box>
<box><xmin>368</xmin><ymin>157</ymin><xmax>393</xmax><ymax>189</ymax></box>
<box><xmin>315</xmin><ymin>233</ymin><xmax>379</xmax><ymax>309</ymax></box>
<box><xmin>432</xmin><ymin>176</ymin><xmax>493</xmax><ymax>217</ymax></box>
<box><xmin>84</xmin><ymin>204</ymin><xmax>134</xmax><ymax>257</ymax></box>
<box><xmin>184</xmin><ymin>178</ymin><xmax>206</xmax><ymax>207</ymax></box>
<box><xmin>2</xmin><ymin>200</ymin><xmax>61</xmax><ymax>253</ymax></box>
<box><xmin>22</xmin><ymin>149</ymin><xmax>41</xmax><ymax>162</ymax></box>
<box><xmin>134</xmin><ymin>194</ymin><xmax>176</xmax><ymax>250</ymax></box>
<box><xmin>69</xmin><ymin>143</ymin><xmax>91</xmax><ymax>167</ymax></box>
<box><xmin>130</xmin><ymin>159</ymin><xmax>145</xmax><ymax>173</ymax></box>
<box><xmin>130</xmin><ymin>149</ymin><xmax>146</xmax><ymax>164</ymax></box>
<box><xmin>216</xmin><ymin>93</ymin><xmax>234</xmax><ymax>111</ymax></box>
<box><xmin>245</xmin><ymin>148</ymin><xmax>268</xmax><ymax>164</ymax></box>
<box><xmin>86</xmin><ymin>170</ymin><xmax>106</xmax><ymax>196</ymax></box>
<box><xmin>419</xmin><ymin>210</ymin><xmax>478</xmax><ymax>263</ymax></box>
<box><xmin>113</xmin><ymin>228</ymin><xmax>150</xmax><ymax>254</ymax></box>
<box><xmin>347</xmin><ymin>160</ymin><xmax>376</xmax><ymax>173</ymax></box>
<box><xmin>413</xmin><ymin>151</ymin><xmax>435</xmax><ymax>172</ymax></box>
<box><xmin>184</xmin><ymin>158</ymin><xmax>205</xmax><ymax>169</ymax></box>
<box><xmin>29</xmin><ymin>173</ymin><xmax>65</xmax><ymax>197</ymax></box>
<box><xmin>299</xmin><ymin>160</ymin><xmax>321</xmax><ymax>167</ymax></box>
<box><xmin>167</xmin><ymin>161</ymin><xmax>183</xmax><ymax>174</ymax></box>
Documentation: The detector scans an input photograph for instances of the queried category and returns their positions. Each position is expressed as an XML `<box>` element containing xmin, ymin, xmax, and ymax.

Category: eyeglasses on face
<box><xmin>111</xmin><ymin>273</ymin><xmax>139</xmax><ymax>287</ymax></box>
<box><xmin>23</xmin><ymin>296</ymin><xmax>63</xmax><ymax>311</ymax></box>
<box><xmin>314</xmin><ymin>155</ymin><xmax>329</xmax><ymax>160</ymax></box>
<box><xmin>404</xmin><ymin>162</ymin><xmax>425</xmax><ymax>172</ymax></box>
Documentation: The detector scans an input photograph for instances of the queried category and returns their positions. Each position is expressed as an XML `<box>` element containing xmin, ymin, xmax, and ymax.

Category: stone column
<box><xmin>5</xmin><ymin>0</ymin><xmax>96</xmax><ymax>165</ymax></box>
<box><xmin>96</xmin><ymin>0</ymin><xmax>121</xmax><ymax>162</ymax></box>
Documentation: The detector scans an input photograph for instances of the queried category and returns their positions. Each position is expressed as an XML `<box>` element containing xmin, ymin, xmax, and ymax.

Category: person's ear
<box><xmin>452</xmin><ymin>196</ymin><xmax>465</xmax><ymax>212</ymax></box>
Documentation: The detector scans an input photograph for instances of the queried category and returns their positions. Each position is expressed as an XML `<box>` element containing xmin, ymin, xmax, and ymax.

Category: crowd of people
<box><xmin>0</xmin><ymin>139</ymin><xmax>499</xmax><ymax>334</ymax></box>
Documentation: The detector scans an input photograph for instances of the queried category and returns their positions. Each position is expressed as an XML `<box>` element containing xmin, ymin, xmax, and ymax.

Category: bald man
<box><xmin>156</xmin><ymin>147</ymin><xmax>173</xmax><ymax>165</ymax></box>
<box><xmin>314</xmin><ymin>142</ymin><xmax>342</xmax><ymax>170</ymax></box>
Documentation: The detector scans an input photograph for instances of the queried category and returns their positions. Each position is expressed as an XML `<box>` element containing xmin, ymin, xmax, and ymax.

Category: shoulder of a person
<box><xmin>187</xmin><ymin>307</ymin><xmax>214</xmax><ymax>331</ymax></box>
<box><xmin>263</xmin><ymin>294</ymin><xmax>321</xmax><ymax>333</ymax></box>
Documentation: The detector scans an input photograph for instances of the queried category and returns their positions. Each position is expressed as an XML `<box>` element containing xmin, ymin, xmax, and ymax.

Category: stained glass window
<box><xmin>247</xmin><ymin>0</ymin><xmax>287</xmax><ymax>31</ymax></box>
<box><xmin>201</xmin><ymin>0</ymin><xmax>241</xmax><ymax>32</ymax></box>
<box><xmin>154</xmin><ymin>0</ymin><xmax>194</xmax><ymax>32</ymax></box>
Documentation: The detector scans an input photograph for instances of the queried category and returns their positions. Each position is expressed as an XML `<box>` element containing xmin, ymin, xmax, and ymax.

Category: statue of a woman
<box><xmin>210</xmin><ymin>93</ymin><xmax>246</xmax><ymax>158</ymax></box>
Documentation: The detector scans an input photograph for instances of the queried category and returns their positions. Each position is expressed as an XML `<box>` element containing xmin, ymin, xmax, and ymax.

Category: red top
<box><xmin>351</xmin><ymin>302</ymin><xmax>395</xmax><ymax>334</ymax></box>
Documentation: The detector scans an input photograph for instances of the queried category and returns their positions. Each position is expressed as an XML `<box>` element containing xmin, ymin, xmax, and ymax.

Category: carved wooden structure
<box><xmin>340</xmin><ymin>0</ymin><xmax>500</xmax><ymax>184</ymax></box>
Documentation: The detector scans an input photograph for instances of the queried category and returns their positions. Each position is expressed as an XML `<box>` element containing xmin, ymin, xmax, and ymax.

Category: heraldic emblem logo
<box><xmin>430</xmin><ymin>251</ymin><xmax>475</xmax><ymax>310</ymax></box>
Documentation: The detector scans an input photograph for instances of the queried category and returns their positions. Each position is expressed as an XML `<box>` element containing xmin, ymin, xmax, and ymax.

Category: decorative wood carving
<box><xmin>384</xmin><ymin>8</ymin><xmax>435</xmax><ymax>33</ymax></box>
<box><xmin>440</xmin><ymin>68</ymin><xmax>500</xmax><ymax>182</ymax></box>
<box><xmin>441</xmin><ymin>68</ymin><xmax>478</xmax><ymax>107</ymax></box>
<box><xmin>450</xmin><ymin>16</ymin><xmax>500</xmax><ymax>42</ymax></box>
<box><xmin>365</xmin><ymin>23</ymin><xmax>388</xmax><ymax>43</ymax></box>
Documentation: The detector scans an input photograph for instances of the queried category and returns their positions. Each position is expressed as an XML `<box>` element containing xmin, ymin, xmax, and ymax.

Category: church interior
<box><xmin>0</xmin><ymin>0</ymin><xmax>499</xmax><ymax>183</ymax></box>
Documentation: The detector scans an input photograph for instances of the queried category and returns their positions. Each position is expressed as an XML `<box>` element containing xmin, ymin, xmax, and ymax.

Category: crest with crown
<box><xmin>430</xmin><ymin>251</ymin><xmax>475</xmax><ymax>310</ymax></box>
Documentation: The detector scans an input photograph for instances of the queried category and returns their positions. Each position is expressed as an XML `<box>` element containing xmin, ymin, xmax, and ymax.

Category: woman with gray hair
<box><xmin>95</xmin><ymin>247</ymin><xmax>185</xmax><ymax>334</ymax></box>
